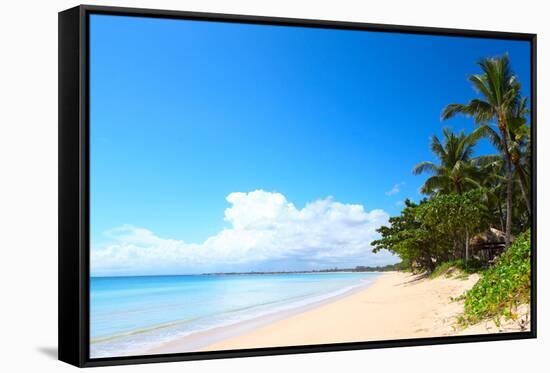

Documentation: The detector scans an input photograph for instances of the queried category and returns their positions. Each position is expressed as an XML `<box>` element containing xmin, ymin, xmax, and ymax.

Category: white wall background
<box><xmin>0</xmin><ymin>0</ymin><xmax>546</xmax><ymax>371</ymax></box>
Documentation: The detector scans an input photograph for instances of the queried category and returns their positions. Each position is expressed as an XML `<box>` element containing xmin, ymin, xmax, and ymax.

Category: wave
<box><xmin>90</xmin><ymin>275</ymin><xmax>377</xmax><ymax>357</ymax></box>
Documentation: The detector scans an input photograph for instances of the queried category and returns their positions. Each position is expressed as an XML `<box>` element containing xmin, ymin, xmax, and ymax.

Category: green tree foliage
<box><xmin>413</xmin><ymin>127</ymin><xmax>487</xmax><ymax>195</ymax></box>
<box><xmin>371</xmin><ymin>191</ymin><xmax>488</xmax><ymax>272</ymax></box>
<box><xmin>507</xmin><ymin>97</ymin><xmax>532</xmax><ymax>215</ymax></box>
<box><xmin>415</xmin><ymin>189</ymin><xmax>489</xmax><ymax>261</ymax></box>
<box><xmin>372</xmin><ymin>199</ymin><xmax>441</xmax><ymax>272</ymax></box>
<box><xmin>442</xmin><ymin>54</ymin><xmax>524</xmax><ymax>248</ymax></box>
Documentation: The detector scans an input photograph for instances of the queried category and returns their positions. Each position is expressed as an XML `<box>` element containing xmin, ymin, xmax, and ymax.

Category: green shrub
<box><xmin>429</xmin><ymin>258</ymin><xmax>483</xmax><ymax>279</ymax></box>
<box><xmin>459</xmin><ymin>230</ymin><xmax>531</xmax><ymax>326</ymax></box>
<box><xmin>430</xmin><ymin>261</ymin><xmax>459</xmax><ymax>279</ymax></box>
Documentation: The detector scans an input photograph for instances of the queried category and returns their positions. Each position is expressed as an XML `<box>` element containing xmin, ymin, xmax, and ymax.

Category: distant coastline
<box><xmin>91</xmin><ymin>263</ymin><xmax>403</xmax><ymax>278</ymax></box>
<box><xmin>201</xmin><ymin>263</ymin><xmax>403</xmax><ymax>276</ymax></box>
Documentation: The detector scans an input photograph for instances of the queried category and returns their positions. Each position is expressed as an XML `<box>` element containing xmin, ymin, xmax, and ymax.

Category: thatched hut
<box><xmin>470</xmin><ymin>228</ymin><xmax>513</xmax><ymax>263</ymax></box>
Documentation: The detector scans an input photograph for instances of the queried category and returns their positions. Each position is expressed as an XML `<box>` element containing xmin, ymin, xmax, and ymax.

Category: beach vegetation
<box><xmin>441</xmin><ymin>54</ymin><xmax>528</xmax><ymax>248</ymax></box>
<box><xmin>372</xmin><ymin>190</ymin><xmax>489</xmax><ymax>273</ymax></box>
<box><xmin>372</xmin><ymin>199</ymin><xmax>440</xmax><ymax>272</ymax></box>
<box><xmin>429</xmin><ymin>259</ymin><xmax>483</xmax><ymax>279</ymax></box>
<box><xmin>372</xmin><ymin>54</ymin><xmax>532</xmax><ymax>324</ymax></box>
<box><xmin>413</xmin><ymin>127</ymin><xmax>487</xmax><ymax>195</ymax></box>
<box><xmin>373</xmin><ymin>54</ymin><xmax>531</xmax><ymax>270</ymax></box>
<box><xmin>459</xmin><ymin>230</ymin><xmax>531</xmax><ymax>327</ymax></box>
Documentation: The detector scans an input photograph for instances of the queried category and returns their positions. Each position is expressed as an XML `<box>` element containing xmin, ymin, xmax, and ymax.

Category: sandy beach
<box><xmin>144</xmin><ymin>271</ymin><xmax>528</xmax><ymax>355</ymax></box>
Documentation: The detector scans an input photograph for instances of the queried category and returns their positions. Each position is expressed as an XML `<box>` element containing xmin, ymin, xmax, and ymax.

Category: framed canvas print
<box><xmin>58</xmin><ymin>5</ymin><xmax>537</xmax><ymax>367</ymax></box>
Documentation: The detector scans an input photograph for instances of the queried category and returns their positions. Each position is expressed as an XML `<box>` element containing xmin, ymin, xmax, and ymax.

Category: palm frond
<box><xmin>468</xmin><ymin>74</ymin><xmax>495</xmax><ymax>105</ymax></box>
<box><xmin>476</xmin><ymin>124</ymin><xmax>503</xmax><ymax>152</ymax></box>
<box><xmin>472</xmin><ymin>154</ymin><xmax>502</xmax><ymax>167</ymax></box>
<box><xmin>412</xmin><ymin>161</ymin><xmax>438</xmax><ymax>176</ymax></box>
<box><xmin>441</xmin><ymin>100</ymin><xmax>494</xmax><ymax>124</ymax></box>
<box><xmin>463</xmin><ymin>177</ymin><xmax>482</xmax><ymax>189</ymax></box>
<box><xmin>430</xmin><ymin>135</ymin><xmax>446</xmax><ymax>159</ymax></box>
<box><xmin>441</xmin><ymin>104</ymin><xmax>470</xmax><ymax>120</ymax></box>
<box><xmin>421</xmin><ymin>175</ymin><xmax>450</xmax><ymax>195</ymax></box>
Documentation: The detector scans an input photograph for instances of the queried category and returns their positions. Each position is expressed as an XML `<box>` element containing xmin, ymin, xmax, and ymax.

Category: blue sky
<box><xmin>89</xmin><ymin>15</ymin><xmax>530</xmax><ymax>275</ymax></box>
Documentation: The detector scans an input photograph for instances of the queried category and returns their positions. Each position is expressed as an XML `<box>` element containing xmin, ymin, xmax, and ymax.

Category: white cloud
<box><xmin>385</xmin><ymin>182</ymin><xmax>404</xmax><ymax>196</ymax></box>
<box><xmin>91</xmin><ymin>190</ymin><xmax>396</xmax><ymax>276</ymax></box>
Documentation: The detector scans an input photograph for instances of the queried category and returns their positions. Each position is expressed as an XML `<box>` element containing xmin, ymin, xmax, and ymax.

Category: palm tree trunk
<box><xmin>498</xmin><ymin>116</ymin><xmax>513</xmax><ymax>249</ymax></box>
<box><xmin>505</xmin><ymin>160</ymin><xmax>513</xmax><ymax>248</ymax></box>
<box><xmin>465</xmin><ymin>230</ymin><xmax>469</xmax><ymax>262</ymax></box>
<box><xmin>514</xmin><ymin>163</ymin><xmax>531</xmax><ymax>216</ymax></box>
<box><xmin>497</xmin><ymin>198</ymin><xmax>505</xmax><ymax>231</ymax></box>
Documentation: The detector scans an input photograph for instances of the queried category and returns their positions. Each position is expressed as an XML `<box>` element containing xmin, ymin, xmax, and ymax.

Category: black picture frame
<box><xmin>58</xmin><ymin>4</ymin><xmax>537</xmax><ymax>368</ymax></box>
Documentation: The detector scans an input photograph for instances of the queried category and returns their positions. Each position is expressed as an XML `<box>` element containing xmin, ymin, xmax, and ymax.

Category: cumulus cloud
<box><xmin>91</xmin><ymin>190</ymin><xmax>396</xmax><ymax>276</ymax></box>
<box><xmin>385</xmin><ymin>182</ymin><xmax>404</xmax><ymax>196</ymax></box>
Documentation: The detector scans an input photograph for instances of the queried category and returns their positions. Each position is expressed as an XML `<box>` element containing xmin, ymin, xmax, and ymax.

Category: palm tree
<box><xmin>507</xmin><ymin>97</ymin><xmax>531</xmax><ymax>215</ymax></box>
<box><xmin>473</xmin><ymin>100</ymin><xmax>531</xmax><ymax>217</ymax></box>
<box><xmin>413</xmin><ymin>127</ymin><xmax>485</xmax><ymax>195</ymax></box>
<box><xmin>473</xmin><ymin>153</ymin><xmax>506</xmax><ymax>230</ymax></box>
<box><xmin>441</xmin><ymin>54</ymin><xmax>521</xmax><ymax>248</ymax></box>
<box><xmin>414</xmin><ymin>127</ymin><xmax>491</xmax><ymax>262</ymax></box>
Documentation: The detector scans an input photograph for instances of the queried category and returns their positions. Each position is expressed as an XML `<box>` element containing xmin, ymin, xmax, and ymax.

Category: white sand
<box><xmin>146</xmin><ymin>271</ymin><xmax>528</xmax><ymax>355</ymax></box>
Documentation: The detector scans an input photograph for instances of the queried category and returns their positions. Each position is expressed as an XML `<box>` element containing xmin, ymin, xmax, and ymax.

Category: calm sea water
<box><xmin>90</xmin><ymin>272</ymin><xmax>379</xmax><ymax>357</ymax></box>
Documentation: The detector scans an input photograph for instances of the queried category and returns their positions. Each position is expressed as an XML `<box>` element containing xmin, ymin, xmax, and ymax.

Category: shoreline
<box><xmin>142</xmin><ymin>274</ymin><xmax>382</xmax><ymax>356</ymax></box>
<box><xmin>141</xmin><ymin>271</ymin><xmax>527</xmax><ymax>355</ymax></box>
<box><xmin>199</xmin><ymin>271</ymin><xmax>473</xmax><ymax>351</ymax></box>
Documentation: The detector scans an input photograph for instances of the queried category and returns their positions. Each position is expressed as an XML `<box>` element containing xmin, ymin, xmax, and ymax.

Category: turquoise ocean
<box><xmin>90</xmin><ymin>272</ymin><xmax>379</xmax><ymax>357</ymax></box>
